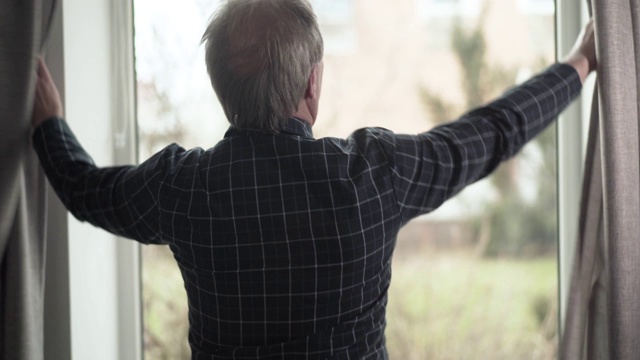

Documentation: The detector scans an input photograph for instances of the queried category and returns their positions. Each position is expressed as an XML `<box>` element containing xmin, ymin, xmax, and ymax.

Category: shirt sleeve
<box><xmin>385</xmin><ymin>63</ymin><xmax>583</xmax><ymax>223</ymax></box>
<box><xmin>32</xmin><ymin>118</ymin><xmax>179</xmax><ymax>244</ymax></box>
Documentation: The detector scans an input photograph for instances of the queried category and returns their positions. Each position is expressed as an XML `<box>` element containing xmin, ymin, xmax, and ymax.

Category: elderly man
<box><xmin>32</xmin><ymin>0</ymin><xmax>595</xmax><ymax>358</ymax></box>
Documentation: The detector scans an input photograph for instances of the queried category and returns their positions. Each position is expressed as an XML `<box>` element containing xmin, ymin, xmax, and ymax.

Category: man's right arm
<box><xmin>31</xmin><ymin>58</ymin><xmax>173</xmax><ymax>244</ymax></box>
<box><xmin>32</xmin><ymin>117</ymin><xmax>173</xmax><ymax>244</ymax></box>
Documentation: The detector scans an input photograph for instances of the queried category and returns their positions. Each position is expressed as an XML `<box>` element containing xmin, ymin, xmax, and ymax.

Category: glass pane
<box><xmin>134</xmin><ymin>0</ymin><xmax>557</xmax><ymax>358</ymax></box>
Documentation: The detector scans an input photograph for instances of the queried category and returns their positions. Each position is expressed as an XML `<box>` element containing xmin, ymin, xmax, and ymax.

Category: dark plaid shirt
<box><xmin>33</xmin><ymin>64</ymin><xmax>581</xmax><ymax>359</ymax></box>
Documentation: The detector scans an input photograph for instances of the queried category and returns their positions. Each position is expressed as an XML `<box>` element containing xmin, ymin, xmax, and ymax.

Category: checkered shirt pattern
<box><xmin>33</xmin><ymin>64</ymin><xmax>581</xmax><ymax>359</ymax></box>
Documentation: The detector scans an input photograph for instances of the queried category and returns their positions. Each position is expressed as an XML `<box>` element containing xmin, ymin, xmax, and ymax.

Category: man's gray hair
<box><xmin>202</xmin><ymin>0</ymin><xmax>324</xmax><ymax>133</ymax></box>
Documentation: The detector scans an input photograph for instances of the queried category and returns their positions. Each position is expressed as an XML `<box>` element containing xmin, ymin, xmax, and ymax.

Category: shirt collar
<box><xmin>281</xmin><ymin>117</ymin><xmax>314</xmax><ymax>139</ymax></box>
<box><xmin>224</xmin><ymin>117</ymin><xmax>315</xmax><ymax>139</ymax></box>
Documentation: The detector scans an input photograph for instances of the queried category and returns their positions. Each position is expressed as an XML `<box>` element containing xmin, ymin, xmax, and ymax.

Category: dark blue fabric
<box><xmin>33</xmin><ymin>64</ymin><xmax>581</xmax><ymax>359</ymax></box>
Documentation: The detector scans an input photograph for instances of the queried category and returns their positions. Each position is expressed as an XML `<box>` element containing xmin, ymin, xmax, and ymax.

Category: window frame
<box><xmin>556</xmin><ymin>0</ymin><xmax>592</xmax><ymax>337</ymax></box>
<box><xmin>43</xmin><ymin>0</ymin><xmax>142</xmax><ymax>359</ymax></box>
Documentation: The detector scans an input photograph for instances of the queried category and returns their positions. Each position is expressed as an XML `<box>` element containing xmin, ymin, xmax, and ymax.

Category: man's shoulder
<box><xmin>140</xmin><ymin>143</ymin><xmax>207</xmax><ymax>177</ymax></box>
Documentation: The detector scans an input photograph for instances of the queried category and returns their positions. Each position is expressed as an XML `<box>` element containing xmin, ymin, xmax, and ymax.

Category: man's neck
<box><xmin>291</xmin><ymin>104</ymin><xmax>315</xmax><ymax>127</ymax></box>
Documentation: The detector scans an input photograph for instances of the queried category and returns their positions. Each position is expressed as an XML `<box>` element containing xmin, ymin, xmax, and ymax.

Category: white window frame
<box><xmin>556</xmin><ymin>0</ymin><xmax>592</xmax><ymax>337</ymax></box>
<box><xmin>43</xmin><ymin>0</ymin><xmax>141</xmax><ymax>359</ymax></box>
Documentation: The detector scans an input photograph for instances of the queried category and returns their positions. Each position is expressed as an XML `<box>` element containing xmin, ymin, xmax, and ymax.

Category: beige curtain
<box><xmin>561</xmin><ymin>1</ymin><xmax>640</xmax><ymax>358</ymax></box>
<box><xmin>0</xmin><ymin>1</ymin><xmax>57</xmax><ymax>359</ymax></box>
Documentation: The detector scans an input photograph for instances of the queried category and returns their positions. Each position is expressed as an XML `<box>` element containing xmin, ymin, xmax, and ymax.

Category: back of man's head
<box><xmin>202</xmin><ymin>0</ymin><xmax>324</xmax><ymax>133</ymax></box>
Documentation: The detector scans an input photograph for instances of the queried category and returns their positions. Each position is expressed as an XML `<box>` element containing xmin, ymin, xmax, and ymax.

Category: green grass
<box><xmin>385</xmin><ymin>255</ymin><xmax>557</xmax><ymax>360</ymax></box>
<box><xmin>142</xmin><ymin>247</ymin><xmax>558</xmax><ymax>360</ymax></box>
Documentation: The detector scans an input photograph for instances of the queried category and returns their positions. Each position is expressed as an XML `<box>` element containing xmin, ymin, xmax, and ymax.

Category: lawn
<box><xmin>385</xmin><ymin>254</ymin><xmax>557</xmax><ymax>359</ymax></box>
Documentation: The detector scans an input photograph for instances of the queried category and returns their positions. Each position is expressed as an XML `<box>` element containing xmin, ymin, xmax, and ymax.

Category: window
<box><xmin>518</xmin><ymin>0</ymin><xmax>555</xmax><ymax>15</ymax></box>
<box><xmin>134</xmin><ymin>1</ymin><xmax>558</xmax><ymax>358</ymax></box>
<box><xmin>415</xmin><ymin>0</ymin><xmax>482</xmax><ymax>50</ymax></box>
<box><xmin>416</xmin><ymin>0</ymin><xmax>482</xmax><ymax>19</ymax></box>
<box><xmin>311</xmin><ymin>0</ymin><xmax>357</xmax><ymax>54</ymax></box>
<box><xmin>134</xmin><ymin>1</ymin><xmax>224</xmax><ymax>358</ymax></box>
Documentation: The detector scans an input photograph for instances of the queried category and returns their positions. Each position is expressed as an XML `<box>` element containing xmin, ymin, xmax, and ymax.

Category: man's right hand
<box><xmin>563</xmin><ymin>19</ymin><xmax>597</xmax><ymax>84</ymax></box>
<box><xmin>32</xmin><ymin>57</ymin><xmax>64</xmax><ymax>129</ymax></box>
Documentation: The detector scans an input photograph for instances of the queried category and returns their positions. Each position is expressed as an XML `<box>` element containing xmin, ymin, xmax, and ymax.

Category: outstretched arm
<box><xmin>386</xmin><ymin>20</ymin><xmax>596</xmax><ymax>222</ymax></box>
<box><xmin>31</xmin><ymin>58</ymin><xmax>169</xmax><ymax>244</ymax></box>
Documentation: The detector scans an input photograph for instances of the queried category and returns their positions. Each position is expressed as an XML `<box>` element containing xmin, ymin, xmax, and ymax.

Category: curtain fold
<box><xmin>0</xmin><ymin>1</ymin><xmax>56</xmax><ymax>359</ymax></box>
<box><xmin>561</xmin><ymin>88</ymin><xmax>605</xmax><ymax>359</ymax></box>
<box><xmin>561</xmin><ymin>0</ymin><xmax>640</xmax><ymax>358</ymax></box>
